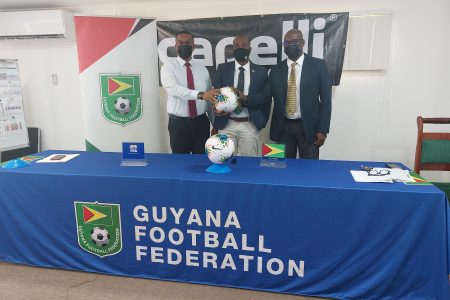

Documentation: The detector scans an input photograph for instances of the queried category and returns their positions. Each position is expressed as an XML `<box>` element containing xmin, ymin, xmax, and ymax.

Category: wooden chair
<box><xmin>414</xmin><ymin>117</ymin><xmax>450</xmax><ymax>198</ymax></box>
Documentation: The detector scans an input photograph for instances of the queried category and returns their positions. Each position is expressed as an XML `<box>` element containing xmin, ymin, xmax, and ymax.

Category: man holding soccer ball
<box><xmin>160</xmin><ymin>31</ymin><xmax>218</xmax><ymax>154</ymax></box>
<box><xmin>212</xmin><ymin>34</ymin><xmax>271</xmax><ymax>157</ymax></box>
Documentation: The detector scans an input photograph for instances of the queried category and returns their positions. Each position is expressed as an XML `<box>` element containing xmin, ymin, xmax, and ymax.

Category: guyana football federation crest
<box><xmin>74</xmin><ymin>201</ymin><xmax>122</xmax><ymax>257</ymax></box>
<box><xmin>100</xmin><ymin>74</ymin><xmax>142</xmax><ymax>126</ymax></box>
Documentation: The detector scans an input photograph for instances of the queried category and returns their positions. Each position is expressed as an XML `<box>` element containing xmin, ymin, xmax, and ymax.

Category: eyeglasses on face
<box><xmin>282</xmin><ymin>39</ymin><xmax>302</xmax><ymax>47</ymax></box>
<box><xmin>177</xmin><ymin>41</ymin><xmax>194</xmax><ymax>46</ymax></box>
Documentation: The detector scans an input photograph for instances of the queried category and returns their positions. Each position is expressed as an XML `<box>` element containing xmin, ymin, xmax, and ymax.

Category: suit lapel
<box><xmin>248</xmin><ymin>63</ymin><xmax>255</xmax><ymax>94</ymax></box>
<box><xmin>225</xmin><ymin>62</ymin><xmax>235</xmax><ymax>87</ymax></box>
<box><xmin>300</xmin><ymin>54</ymin><xmax>310</xmax><ymax>90</ymax></box>
<box><xmin>281</xmin><ymin>61</ymin><xmax>288</xmax><ymax>107</ymax></box>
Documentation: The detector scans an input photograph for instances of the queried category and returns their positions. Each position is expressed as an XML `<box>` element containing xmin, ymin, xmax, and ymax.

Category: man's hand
<box><xmin>201</xmin><ymin>89</ymin><xmax>219</xmax><ymax>103</ymax></box>
<box><xmin>211</xmin><ymin>128</ymin><xmax>218</xmax><ymax>135</ymax></box>
<box><xmin>314</xmin><ymin>132</ymin><xmax>327</xmax><ymax>148</ymax></box>
<box><xmin>213</xmin><ymin>106</ymin><xmax>230</xmax><ymax>116</ymax></box>
<box><xmin>231</xmin><ymin>87</ymin><xmax>247</xmax><ymax>103</ymax></box>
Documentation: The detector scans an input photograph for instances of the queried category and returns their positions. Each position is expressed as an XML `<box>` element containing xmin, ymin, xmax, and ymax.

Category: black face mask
<box><xmin>178</xmin><ymin>45</ymin><xmax>193</xmax><ymax>59</ymax></box>
<box><xmin>284</xmin><ymin>45</ymin><xmax>302</xmax><ymax>60</ymax></box>
<box><xmin>233</xmin><ymin>48</ymin><xmax>250</xmax><ymax>62</ymax></box>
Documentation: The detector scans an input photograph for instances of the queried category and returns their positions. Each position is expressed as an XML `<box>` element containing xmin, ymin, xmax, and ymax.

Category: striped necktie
<box><xmin>285</xmin><ymin>62</ymin><xmax>297</xmax><ymax>115</ymax></box>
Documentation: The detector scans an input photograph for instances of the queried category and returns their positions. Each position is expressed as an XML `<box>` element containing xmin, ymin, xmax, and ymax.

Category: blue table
<box><xmin>0</xmin><ymin>151</ymin><xmax>449</xmax><ymax>299</ymax></box>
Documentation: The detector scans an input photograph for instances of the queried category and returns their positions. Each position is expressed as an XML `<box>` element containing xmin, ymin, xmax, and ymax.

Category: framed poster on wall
<box><xmin>0</xmin><ymin>58</ymin><xmax>29</xmax><ymax>152</ymax></box>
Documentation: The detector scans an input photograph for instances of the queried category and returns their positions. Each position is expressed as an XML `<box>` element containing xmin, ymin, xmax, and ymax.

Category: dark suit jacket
<box><xmin>213</xmin><ymin>61</ymin><xmax>271</xmax><ymax>130</ymax></box>
<box><xmin>269</xmin><ymin>54</ymin><xmax>332</xmax><ymax>143</ymax></box>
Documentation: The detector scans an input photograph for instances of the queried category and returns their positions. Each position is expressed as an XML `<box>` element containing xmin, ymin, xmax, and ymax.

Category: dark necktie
<box><xmin>234</xmin><ymin>66</ymin><xmax>245</xmax><ymax>114</ymax></box>
<box><xmin>185</xmin><ymin>62</ymin><xmax>197</xmax><ymax>119</ymax></box>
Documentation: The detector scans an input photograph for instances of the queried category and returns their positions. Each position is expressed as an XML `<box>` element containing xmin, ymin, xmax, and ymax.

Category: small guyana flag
<box><xmin>262</xmin><ymin>144</ymin><xmax>285</xmax><ymax>158</ymax></box>
<box><xmin>405</xmin><ymin>172</ymin><xmax>432</xmax><ymax>185</ymax></box>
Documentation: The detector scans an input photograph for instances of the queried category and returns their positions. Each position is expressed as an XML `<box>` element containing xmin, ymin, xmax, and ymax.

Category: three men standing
<box><xmin>161</xmin><ymin>29</ymin><xmax>332</xmax><ymax>159</ymax></box>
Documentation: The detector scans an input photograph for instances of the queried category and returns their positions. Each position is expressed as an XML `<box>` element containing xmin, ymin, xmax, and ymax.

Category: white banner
<box><xmin>75</xmin><ymin>16</ymin><xmax>162</xmax><ymax>152</ymax></box>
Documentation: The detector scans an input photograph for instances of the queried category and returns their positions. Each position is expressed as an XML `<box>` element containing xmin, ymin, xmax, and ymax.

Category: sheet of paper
<box><xmin>350</xmin><ymin>170</ymin><xmax>393</xmax><ymax>183</ymax></box>
<box><xmin>36</xmin><ymin>154</ymin><xmax>80</xmax><ymax>163</ymax></box>
<box><xmin>351</xmin><ymin>168</ymin><xmax>415</xmax><ymax>183</ymax></box>
<box><xmin>388</xmin><ymin>168</ymin><xmax>414</xmax><ymax>183</ymax></box>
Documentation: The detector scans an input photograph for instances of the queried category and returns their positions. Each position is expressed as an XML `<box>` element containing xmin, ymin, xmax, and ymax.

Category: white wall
<box><xmin>1</xmin><ymin>0</ymin><xmax>449</xmax><ymax>181</ymax></box>
<box><xmin>0</xmin><ymin>39</ymin><xmax>83</xmax><ymax>151</ymax></box>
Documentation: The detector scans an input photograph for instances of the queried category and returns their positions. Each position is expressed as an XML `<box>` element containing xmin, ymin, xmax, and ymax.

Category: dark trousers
<box><xmin>280</xmin><ymin>119</ymin><xmax>319</xmax><ymax>159</ymax></box>
<box><xmin>168</xmin><ymin>114</ymin><xmax>210</xmax><ymax>154</ymax></box>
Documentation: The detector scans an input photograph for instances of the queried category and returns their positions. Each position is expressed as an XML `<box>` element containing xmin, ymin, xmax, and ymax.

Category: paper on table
<box><xmin>350</xmin><ymin>170</ymin><xmax>393</xmax><ymax>183</ymax></box>
<box><xmin>388</xmin><ymin>168</ymin><xmax>414</xmax><ymax>182</ymax></box>
<box><xmin>36</xmin><ymin>154</ymin><xmax>80</xmax><ymax>163</ymax></box>
<box><xmin>350</xmin><ymin>168</ymin><xmax>415</xmax><ymax>183</ymax></box>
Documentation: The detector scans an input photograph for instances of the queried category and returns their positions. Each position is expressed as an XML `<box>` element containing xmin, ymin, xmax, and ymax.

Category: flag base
<box><xmin>206</xmin><ymin>164</ymin><xmax>231</xmax><ymax>173</ymax></box>
<box><xmin>260</xmin><ymin>157</ymin><xmax>286</xmax><ymax>168</ymax></box>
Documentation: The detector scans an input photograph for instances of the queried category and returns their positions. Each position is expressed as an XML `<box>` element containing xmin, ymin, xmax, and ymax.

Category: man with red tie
<box><xmin>160</xmin><ymin>31</ymin><xmax>218</xmax><ymax>154</ymax></box>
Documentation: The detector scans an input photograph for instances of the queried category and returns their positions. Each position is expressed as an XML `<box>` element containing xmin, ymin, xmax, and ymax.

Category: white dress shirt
<box><xmin>231</xmin><ymin>61</ymin><xmax>250</xmax><ymax>118</ymax></box>
<box><xmin>285</xmin><ymin>54</ymin><xmax>304</xmax><ymax>119</ymax></box>
<box><xmin>160</xmin><ymin>56</ymin><xmax>212</xmax><ymax>117</ymax></box>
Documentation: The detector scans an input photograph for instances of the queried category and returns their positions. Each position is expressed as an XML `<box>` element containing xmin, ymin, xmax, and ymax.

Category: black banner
<box><xmin>157</xmin><ymin>13</ymin><xmax>348</xmax><ymax>85</ymax></box>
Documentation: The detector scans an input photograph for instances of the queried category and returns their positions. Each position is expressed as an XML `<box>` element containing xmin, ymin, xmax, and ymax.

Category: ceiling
<box><xmin>0</xmin><ymin>0</ymin><xmax>161</xmax><ymax>10</ymax></box>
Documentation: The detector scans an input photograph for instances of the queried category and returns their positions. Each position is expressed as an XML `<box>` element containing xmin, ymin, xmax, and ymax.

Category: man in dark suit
<box><xmin>269</xmin><ymin>29</ymin><xmax>332</xmax><ymax>159</ymax></box>
<box><xmin>213</xmin><ymin>34</ymin><xmax>270</xmax><ymax>157</ymax></box>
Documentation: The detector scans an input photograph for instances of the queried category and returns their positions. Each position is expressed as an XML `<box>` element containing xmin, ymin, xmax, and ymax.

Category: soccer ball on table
<box><xmin>205</xmin><ymin>134</ymin><xmax>235</xmax><ymax>164</ymax></box>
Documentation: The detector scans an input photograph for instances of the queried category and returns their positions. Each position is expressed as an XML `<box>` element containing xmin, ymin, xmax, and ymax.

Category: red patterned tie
<box><xmin>185</xmin><ymin>62</ymin><xmax>197</xmax><ymax>119</ymax></box>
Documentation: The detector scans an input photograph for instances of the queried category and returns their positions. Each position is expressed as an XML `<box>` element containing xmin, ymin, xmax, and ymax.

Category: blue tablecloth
<box><xmin>1</xmin><ymin>151</ymin><xmax>449</xmax><ymax>299</ymax></box>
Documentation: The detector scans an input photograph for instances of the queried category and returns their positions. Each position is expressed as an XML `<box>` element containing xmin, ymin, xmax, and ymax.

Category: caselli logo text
<box><xmin>158</xmin><ymin>18</ymin><xmax>332</xmax><ymax>67</ymax></box>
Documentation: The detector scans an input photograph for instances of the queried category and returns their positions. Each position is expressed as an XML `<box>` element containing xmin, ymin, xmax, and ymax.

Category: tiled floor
<box><xmin>0</xmin><ymin>262</ymin><xmax>327</xmax><ymax>300</ymax></box>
